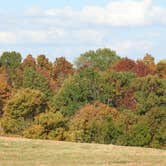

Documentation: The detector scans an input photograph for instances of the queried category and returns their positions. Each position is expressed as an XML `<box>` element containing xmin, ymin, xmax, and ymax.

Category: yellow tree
<box><xmin>143</xmin><ymin>53</ymin><xmax>156</xmax><ymax>72</ymax></box>
<box><xmin>157</xmin><ymin>60</ymin><xmax>166</xmax><ymax>78</ymax></box>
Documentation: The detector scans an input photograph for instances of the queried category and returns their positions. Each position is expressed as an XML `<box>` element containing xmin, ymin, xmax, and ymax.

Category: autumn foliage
<box><xmin>0</xmin><ymin>49</ymin><xmax>165</xmax><ymax>148</ymax></box>
<box><xmin>113</xmin><ymin>56</ymin><xmax>155</xmax><ymax>77</ymax></box>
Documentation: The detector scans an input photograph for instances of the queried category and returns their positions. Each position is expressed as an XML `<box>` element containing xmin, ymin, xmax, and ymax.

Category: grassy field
<box><xmin>0</xmin><ymin>136</ymin><xmax>165</xmax><ymax>166</ymax></box>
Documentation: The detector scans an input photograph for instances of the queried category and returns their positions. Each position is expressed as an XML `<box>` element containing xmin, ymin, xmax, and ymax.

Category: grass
<box><xmin>0</xmin><ymin>136</ymin><xmax>165</xmax><ymax>166</ymax></box>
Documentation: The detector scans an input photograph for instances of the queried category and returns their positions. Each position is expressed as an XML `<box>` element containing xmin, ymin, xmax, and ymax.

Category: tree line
<box><xmin>0</xmin><ymin>48</ymin><xmax>165</xmax><ymax>148</ymax></box>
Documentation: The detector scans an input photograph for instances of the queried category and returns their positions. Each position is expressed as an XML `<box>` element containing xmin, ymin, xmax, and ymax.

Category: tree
<box><xmin>132</xmin><ymin>75</ymin><xmax>166</xmax><ymax>114</ymax></box>
<box><xmin>133</xmin><ymin>61</ymin><xmax>154</xmax><ymax>77</ymax></box>
<box><xmin>0</xmin><ymin>51</ymin><xmax>22</xmax><ymax>69</ymax></box>
<box><xmin>36</xmin><ymin>54</ymin><xmax>52</xmax><ymax>80</ymax></box>
<box><xmin>52</xmin><ymin>75</ymin><xmax>89</xmax><ymax>116</ymax></box>
<box><xmin>52</xmin><ymin>57</ymin><xmax>74</xmax><ymax>91</ymax></box>
<box><xmin>98</xmin><ymin>71</ymin><xmax>136</xmax><ymax>108</ymax></box>
<box><xmin>121</xmin><ymin>89</ymin><xmax>136</xmax><ymax>110</ymax></box>
<box><xmin>37</xmin><ymin>54</ymin><xmax>52</xmax><ymax>70</ymax></box>
<box><xmin>145</xmin><ymin>107</ymin><xmax>166</xmax><ymax>148</ymax></box>
<box><xmin>127</xmin><ymin>121</ymin><xmax>152</xmax><ymax>146</ymax></box>
<box><xmin>113</xmin><ymin>58</ymin><xmax>155</xmax><ymax>77</ymax></box>
<box><xmin>24</xmin><ymin>112</ymin><xmax>66</xmax><ymax>140</ymax></box>
<box><xmin>157</xmin><ymin>60</ymin><xmax>166</xmax><ymax>78</ymax></box>
<box><xmin>143</xmin><ymin>53</ymin><xmax>156</xmax><ymax>71</ymax></box>
<box><xmin>23</xmin><ymin>67</ymin><xmax>51</xmax><ymax>97</ymax></box>
<box><xmin>0</xmin><ymin>79</ymin><xmax>11</xmax><ymax>101</ymax></box>
<box><xmin>22</xmin><ymin>54</ymin><xmax>36</xmax><ymax>69</ymax></box>
<box><xmin>0</xmin><ymin>52</ymin><xmax>22</xmax><ymax>87</ymax></box>
<box><xmin>52</xmin><ymin>68</ymin><xmax>100</xmax><ymax>116</ymax></box>
<box><xmin>113</xmin><ymin>110</ymin><xmax>139</xmax><ymax>145</ymax></box>
<box><xmin>1</xmin><ymin>88</ymin><xmax>48</xmax><ymax>134</ymax></box>
<box><xmin>0</xmin><ymin>99</ymin><xmax>3</xmax><ymax>116</ymax></box>
<box><xmin>67</xmin><ymin>102</ymin><xmax>119</xmax><ymax>143</ymax></box>
<box><xmin>113</xmin><ymin>58</ymin><xmax>136</xmax><ymax>72</ymax></box>
<box><xmin>75</xmin><ymin>48</ymin><xmax>120</xmax><ymax>71</ymax></box>
<box><xmin>0</xmin><ymin>70</ymin><xmax>11</xmax><ymax>116</ymax></box>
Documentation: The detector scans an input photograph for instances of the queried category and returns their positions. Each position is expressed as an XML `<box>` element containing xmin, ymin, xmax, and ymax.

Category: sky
<box><xmin>0</xmin><ymin>0</ymin><xmax>166</xmax><ymax>62</ymax></box>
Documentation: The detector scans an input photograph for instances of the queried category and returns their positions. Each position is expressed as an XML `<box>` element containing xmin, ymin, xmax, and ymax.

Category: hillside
<box><xmin>0</xmin><ymin>136</ymin><xmax>165</xmax><ymax>166</ymax></box>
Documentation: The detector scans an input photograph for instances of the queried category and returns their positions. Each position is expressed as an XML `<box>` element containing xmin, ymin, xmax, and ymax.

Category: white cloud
<box><xmin>73</xmin><ymin>29</ymin><xmax>105</xmax><ymax>44</ymax></box>
<box><xmin>25</xmin><ymin>6</ymin><xmax>43</xmax><ymax>16</ymax></box>
<box><xmin>24</xmin><ymin>0</ymin><xmax>166</xmax><ymax>27</ymax></box>
<box><xmin>1</xmin><ymin>0</ymin><xmax>164</xmax><ymax>45</ymax></box>
<box><xmin>81</xmin><ymin>0</ymin><xmax>166</xmax><ymax>26</ymax></box>
<box><xmin>0</xmin><ymin>32</ymin><xmax>17</xmax><ymax>44</ymax></box>
<box><xmin>0</xmin><ymin>29</ymin><xmax>66</xmax><ymax>44</ymax></box>
<box><xmin>19</xmin><ymin>29</ymin><xmax>66</xmax><ymax>43</ymax></box>
<box><xmin>0</xmin><ymin>29</ymin><xmax>104</xmax><ymax>45</ymax></box>
<box><xmin>82</xmin><ymin>0</ymin><xmax>148</xmax><ymax>26</ymax></box>
<box><xmin>111</xmin><ymin>40</ymin><xmax>153</xmax><ymax>54</ymax></box>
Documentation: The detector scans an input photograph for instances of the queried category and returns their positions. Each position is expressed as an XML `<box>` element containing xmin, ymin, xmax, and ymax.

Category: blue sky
<box><xmin>0</xmin><ymin>0</ymin><xmax>166</xmax><ymax>62</ymax></box>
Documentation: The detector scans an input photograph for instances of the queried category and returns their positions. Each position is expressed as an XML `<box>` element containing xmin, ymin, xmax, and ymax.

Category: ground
<box><xmin>0</xmin><ymin>136</ymin><xmax>165</xmax><ymax>166</ymax></box>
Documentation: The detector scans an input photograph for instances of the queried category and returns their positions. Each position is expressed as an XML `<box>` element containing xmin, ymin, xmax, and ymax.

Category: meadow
<box><xmin>0</xmin><ymin>136</ymin><xmax>165</xmax><ymax>166</ymax></box>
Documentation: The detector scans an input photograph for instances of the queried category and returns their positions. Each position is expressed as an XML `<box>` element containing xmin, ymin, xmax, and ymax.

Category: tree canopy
<box><xmin>0</xmin><ymin>49</ymin><xmax>165</xmax><ymax>149</ymax></box>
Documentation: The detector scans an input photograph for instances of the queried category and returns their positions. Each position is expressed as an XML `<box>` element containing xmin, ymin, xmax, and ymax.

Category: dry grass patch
<box><xmin>0</xmin><ymin>136</ymin><xmax>165</xmax><ymax>166</ymax></box>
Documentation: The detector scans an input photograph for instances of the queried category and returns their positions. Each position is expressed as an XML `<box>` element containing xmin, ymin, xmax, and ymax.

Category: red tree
<box><xmin>133</xmin><ymin>61</ymin><xmax>154</xmax><ymax>77</ymax></box>
<box><xmin>113</xmin><ymin>58</ymin><xmax>136</xmax><ymax>72</ymax></box>
<box><xmin>22</xmin><ymin>54</ymin><xmax>36</xmax><ymax>69</ymax></box>
<box><xmin>51</xmin><ymin>57</ymin><xmax>74</xmax><ymax>91</ymax></box>
<box><xmin>113</xmin><ymin>58</ymin><xmax>154</xmax><ymax>77</ymax></box>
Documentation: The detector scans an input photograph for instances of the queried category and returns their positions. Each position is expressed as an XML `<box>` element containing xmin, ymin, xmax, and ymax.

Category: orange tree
<box><xmin>67</xmin><ymin>101</ymin><xmax>119</xmax><ymax>144</ymax></box>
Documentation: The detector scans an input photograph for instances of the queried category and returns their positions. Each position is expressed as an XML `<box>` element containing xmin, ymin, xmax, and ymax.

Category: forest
<box><xmin>0</xmin><ymin>48</ymin><xmax>165</xmax><ymax>149</ymax></box>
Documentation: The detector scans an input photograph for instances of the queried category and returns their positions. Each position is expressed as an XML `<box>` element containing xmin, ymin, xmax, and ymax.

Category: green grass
<box><xmin>0</xmin><ymin>136</ymin><xmax>165</xmax><ymax>166</ymax></box>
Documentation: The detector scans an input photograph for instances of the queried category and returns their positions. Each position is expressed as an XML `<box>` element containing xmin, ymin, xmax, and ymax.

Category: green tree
<box><xmin>157</xmin><ymin>60</ymin><xmax>166</xmax><ymax>78</ymax></box>
<box><xmin>113</xmin><ymin>110</ymin><xmax>139</xmax><ymax>145</ymax></box>
<box><xmin>52</xmin><ymin>68</ymin><xmax>100</xmax><ymax>116</ymax></box>
<box><xmin>145</xmin><ymin>107</ymin><xmax>166</xmax><ymax>148</ymax></box>
<box><xmin>75</xmin><ymin>48</ymin><xmax>120</xmax><ymax>71</ymax></box>
<box><xmin>133</xmin><ymin>75</ymin><xmax>166</xmax><ymax>114</ymax></box>
<box><xmin>0</xmin><ymin>51</ymin><xmax>22</xmax><ymax>87</ymax></box>
<box><xmin>23</xmin><ymin>67</ymin><xmax>51</xmax><ymax>97</ymax></box>
<box><xmin>0</xmin><ymin>51</ymin><xmax>22</xmax><ymax>69</ymax></box>
<box><xmin>127</xmin><ymin>122</ymin><xmax>152</xmax><ymax>147</ymax></box>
